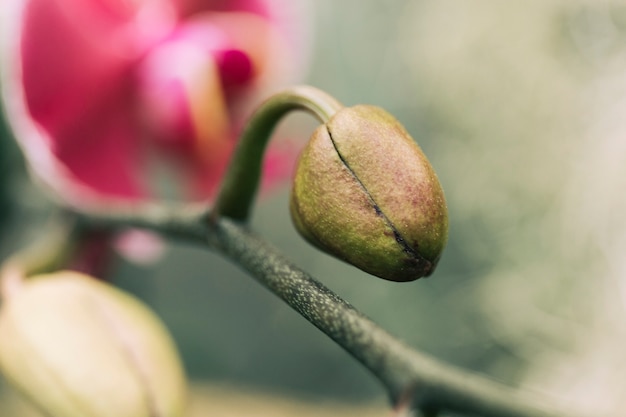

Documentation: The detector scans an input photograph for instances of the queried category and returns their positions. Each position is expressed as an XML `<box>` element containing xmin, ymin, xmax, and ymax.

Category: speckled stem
<box><xmin>211</xmin><ymin>85</ymin><xmax>343</xmax><ymax>222</ymax></box>
<box><xmin>72</xmin><ymin>204</ymin><xmax>592</xmax><ymax>417</ymax></box>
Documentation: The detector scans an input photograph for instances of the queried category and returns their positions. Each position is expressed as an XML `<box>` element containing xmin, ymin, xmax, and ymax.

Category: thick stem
<box><xmin>72</xmin><ymin>205</ymin><xmax>592</xmax><ymax>417</ymax></box>
<box><xmin>208</xmin><ymin>220</ymin><xmax>578</xmax><ymax>417</ymax></box>
<box><xmin>211</xmin><ymin>85</ymin><xmax>343</xmax><ymax>221</ymax></box>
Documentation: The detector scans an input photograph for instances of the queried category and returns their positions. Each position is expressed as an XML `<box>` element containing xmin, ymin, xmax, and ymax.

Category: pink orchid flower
<box><xmin>1</xmin><ymin>0</ymin><xmax>311</xmax><ymax>207</ymax></box>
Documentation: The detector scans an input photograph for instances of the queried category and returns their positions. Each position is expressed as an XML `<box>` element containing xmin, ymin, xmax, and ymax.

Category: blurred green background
<box><xmin>3</xmin><ymin>0</ymin><xmax>626</xmax><ymax>415</ymax></box>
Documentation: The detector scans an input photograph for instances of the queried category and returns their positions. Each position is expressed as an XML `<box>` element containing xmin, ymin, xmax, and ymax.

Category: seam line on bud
<box><xmin>325</xmin><ymin>127</ymin><xmax>429</xmax><ymax>267</ymax></box>
<box><xmin>93</xmin><ymin>297</ymin><xmax>162</xmax><ymax>417</ymax></box>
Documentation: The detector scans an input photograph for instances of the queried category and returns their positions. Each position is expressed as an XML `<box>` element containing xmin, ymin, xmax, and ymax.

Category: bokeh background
<box><xmin>3</xmin><ymin>0</ymin><xmax>626</xmax><ymax>415</ymax></box>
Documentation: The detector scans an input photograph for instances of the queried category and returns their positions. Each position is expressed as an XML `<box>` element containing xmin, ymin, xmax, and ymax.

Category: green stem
<box><xmin>211</xmin><ymin>85</ymin><xmax>344</xmax><ymax>222</ymax></box>
<box><xmin>72</xmin><ymin>204</ymin><xmax>592</xmax><ymax>417</ymax></box>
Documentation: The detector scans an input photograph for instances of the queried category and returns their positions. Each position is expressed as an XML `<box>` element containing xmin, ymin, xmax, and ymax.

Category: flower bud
<box><xmin>0</xmin><ymin>271</ymin><xmax>186</xmax><ymax>417</ymax></box>
<box><xmin>290</xmin><ymin>105</ymin><xmax>448</xmax><ymax>282</ymax></box>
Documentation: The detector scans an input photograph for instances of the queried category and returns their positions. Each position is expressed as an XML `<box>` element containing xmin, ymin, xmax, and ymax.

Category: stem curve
<box><xmin>211</xmin><ymin>85</ymin><xmax>344</xmax><ymax>222</ymax></box>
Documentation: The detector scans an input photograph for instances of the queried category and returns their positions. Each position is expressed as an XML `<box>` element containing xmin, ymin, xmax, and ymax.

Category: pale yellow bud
<box><xmin>0</xmin><ymin>271</ymin><xmax>186</xmax><ymax>417</ymax></box>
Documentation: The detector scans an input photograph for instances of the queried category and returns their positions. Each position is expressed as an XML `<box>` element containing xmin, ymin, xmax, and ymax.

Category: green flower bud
<box><xmin>290</xmin><ymin>105</ymin><xmax>448</xmax><ymax>282</ymax></box>
<box><xmin>0</xmin><ymin>271</ymin><xmax>186</xmax><ymax>417</ymax></box>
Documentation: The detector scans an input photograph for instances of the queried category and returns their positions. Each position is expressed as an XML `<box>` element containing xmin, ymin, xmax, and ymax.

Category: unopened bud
<box><xmin>290</xmin><ymin>105</ymin><xmax>448</xmax><ymax>282</ymax></box>
<box><xmin>0</xmin><ymin>271</ymin><xmax>186</xmax><ymax>417</ymax></box>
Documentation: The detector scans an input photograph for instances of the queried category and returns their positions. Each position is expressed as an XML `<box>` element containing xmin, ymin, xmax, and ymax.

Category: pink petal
<box><xmin>137</xmin><ymin>9</ymin><xmax>310</xmax><ymax>201</ymax></box>
<box><xmin>4</xmin><ymin>0</ymin><xmax>312</xmax><ymax>206</ymax></box>
<box><xmin>52</xmin><ymin>89</ymin><xmax>147</xmax><ymax>199</ymax></box>
<box><xmin>217</xmin><ymin>49</ymin><xmax>253</xmax><ymax>88</ymax></box>
<box><xmin>167</xmin><ymin>0</ymin><xmax>312</xmax><ymax>93</ymax></box>
<box><xmin>138</xmin><ymin>42</ymin><xmax>199</xmax><ymax>153</ymax></box>
<box><xmin>19</xmin><ymin>0</ymin><xmax>157</xmax><ymax>138</ymax></box>
<box><xmin>138</xmin><ymin>37</ymin><xmax>234</xmax><ymax>163</ymax></box>
<box><xmin>168</xmin><ymin>0</ymin><xmax>276</xmax><ymax>19</ymax></box>
<box><xmin>114</xmin><ymin>229</ymin><xmax>166</xmax><ymax>265</ymax></box>
<box><xmin>5</xmin><ymin>0</ymin><xmax>181</xmax><ymax>202</ymax></box>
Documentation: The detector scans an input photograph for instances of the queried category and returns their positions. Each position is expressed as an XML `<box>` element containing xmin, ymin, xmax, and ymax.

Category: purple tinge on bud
<box><xmin>290</xmin><ymin>105</ymin><xmax>448</xmax><ymax>282</ymax></box>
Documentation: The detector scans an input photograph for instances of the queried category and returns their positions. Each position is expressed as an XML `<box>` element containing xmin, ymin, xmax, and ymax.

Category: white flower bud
<box><xmin>0</xmin><ymin>271</ymin><xmax>186</xmax><ymax>417</ymax></box>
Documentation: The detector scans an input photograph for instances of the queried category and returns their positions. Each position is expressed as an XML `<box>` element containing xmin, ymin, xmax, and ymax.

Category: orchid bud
<box><xmin>0</xmin><ymin>271</ymin><xmax>186</xmax><ymax>417</ymax></box>
<box><xmin>290</xmin><ymin>105</ymin><xmax>448</xmax><ymax>282</ymax></box>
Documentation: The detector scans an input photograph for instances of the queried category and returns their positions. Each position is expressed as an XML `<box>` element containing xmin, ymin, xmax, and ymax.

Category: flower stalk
<box><xmin>214</xmin><ymin>86</ymin><xmax>447</xmax><ymax>281</ymax></box>
<box><xmin>212</xmin><ymin>85</ymin><xmax>344</xmax><ymax>221</ymax></box>
<box><xmin>70</xmin><ymin>203</ymin><xmax>591</xmax><ymax>417</ymax></box>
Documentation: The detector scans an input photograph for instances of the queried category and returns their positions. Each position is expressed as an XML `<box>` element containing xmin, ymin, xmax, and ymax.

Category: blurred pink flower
<box><xmin>2</xmin><ymin>0</ymin><xmax>311</xmax><ymax>207</ymax></box>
